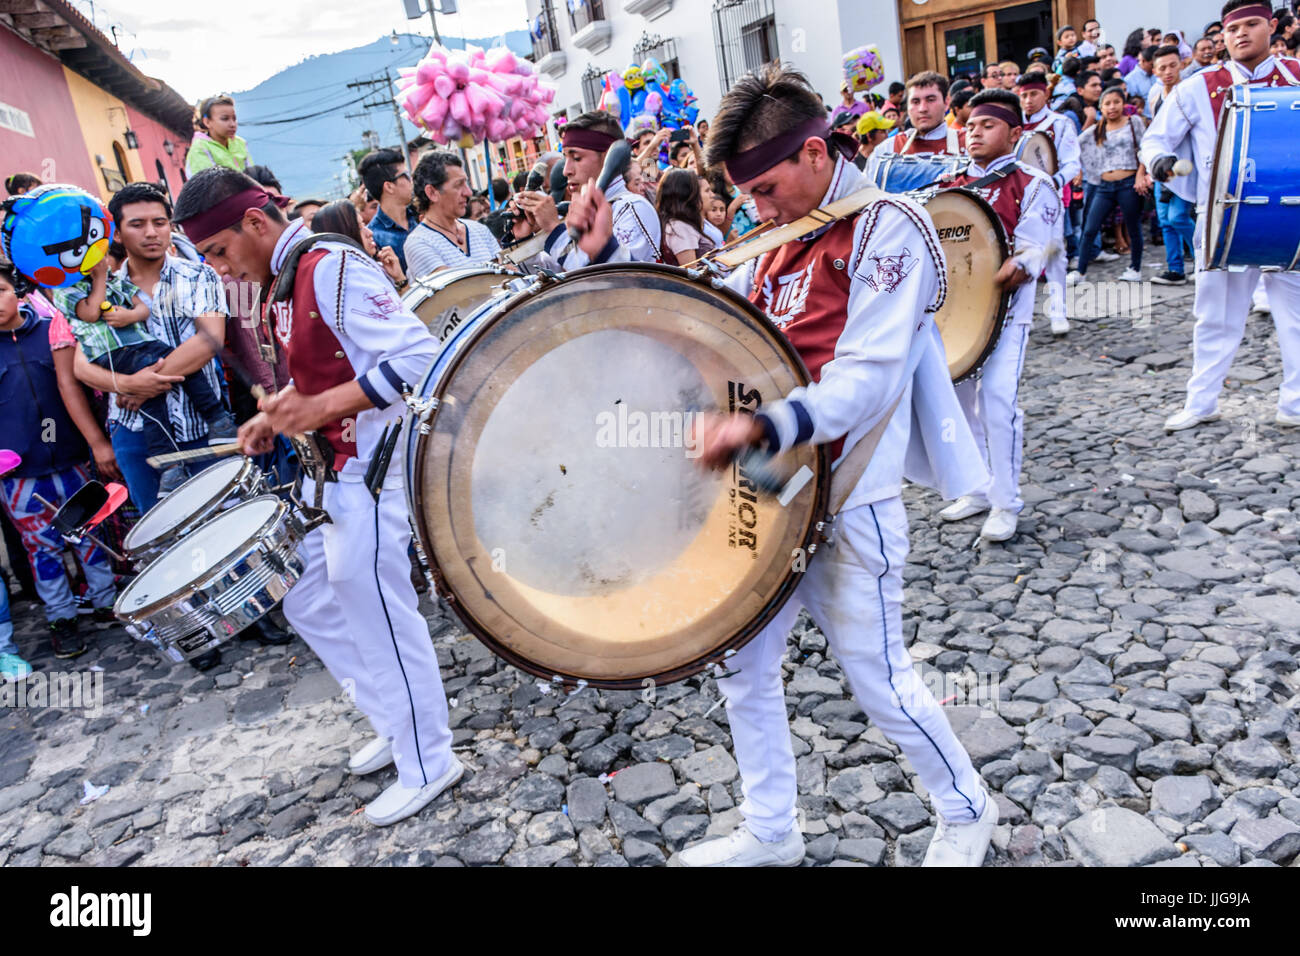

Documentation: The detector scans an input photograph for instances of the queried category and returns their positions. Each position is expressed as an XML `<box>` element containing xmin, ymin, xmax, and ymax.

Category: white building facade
<box><xmin>524</xmin><ymin>0</ymin><xmax>907</xmax><ymax>134</ymax></box>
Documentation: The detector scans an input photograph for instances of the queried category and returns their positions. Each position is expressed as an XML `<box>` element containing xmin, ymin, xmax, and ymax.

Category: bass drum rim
<box><xmin>402</xmin><ymin>264</ymin><xmax>520</xmax><ymax>342</ymax></box>
<box><xmin>408</xmin><ymin>263</ymin><xmax>831</xmax><ymax>689</ymax></box>
<box><xmin>1017</xmin><ymin>131</ymin><xmax>1059</xmax><ymax>177</ymax></box>
<box><xmin>1204</xmin><ymin>85</ymin><xmax>1243</xmax><ymax>270</ymax></box>
<box><xmin>927</xmin><ymin>187</ymin><xmax>1012</xmax><ymax>382</ymax></box>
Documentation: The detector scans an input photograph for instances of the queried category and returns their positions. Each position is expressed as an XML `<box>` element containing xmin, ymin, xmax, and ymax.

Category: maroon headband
<box><xmin>724</xmin><ymin>115</ymin><xmax>856</xmax><ymax>184</ymax></box>
<box><xmin>177</xmin><ymin>187</ymin><xmax>289</xmax><ymax>244</ymax></box>
<box><xmin>969</xmin><ymin>103</ymin><xmax>1022</xmax><ymax>128</ymax></box>
<box><xmin>1017</xmin><ymin>75</ymin><xmax>1048</xmax><ymax>90</ymax></box>
<box><xmin>1222</xmin><ymin>3</ymin><xmax>1273</xmax><ymax>25</ymax></box>
<box><xmin>561</xmin><ymin>127</ymin><xmax>617</xmax><ymax>153</ymax></box>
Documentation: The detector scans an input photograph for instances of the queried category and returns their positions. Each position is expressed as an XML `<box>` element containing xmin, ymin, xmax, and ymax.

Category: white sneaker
<box><xmin>1276</xmin><ymin>410</ymin><xmax>1300</xmax><ymax>427</ymax></box>
<box><xmin>364</xmin><ymin>759</ymin><xmax>464</xmax><ymax>826</ymax></box>
<box><xmin>1164</xmin><ymin>408</ymin><xmax>1220</xmax><ymax>431</ymax></box>
<box><xmin>1094</xmin><ymin>250</ymin><xmax>1120</xmax><ymax>263</ymax></box>
<box><xmin>980</xmin><ymin>508</ymin><xmax>1019</xmax><ymax>542</ymax></box>
<box><xmin>1050</xmin><ymin>315</ymin><xmax>1070</xmax><ymax>335</ymax></box>
<box><xmin>1119</xmin><ymin>267</ymin><xmax>1142</xmax><ymax>282</ymax></box>
<box><xmin>1065</xmin><ymin>270</ymin><xmax>1082</xmax><ymax>284</ymax></box>
<box><xmin>923</xmin><ymin>789</ymin><xmax>998</xmax><ymax>866</ymax></box>
<box><xmin>939</xmin><ymin>494</ymin><xmax>990</xmax><ymax>521</ymax></box>
<box><xmin>672</xmin><ymin>826</ymin><xmax>805</xmax><ymax>867</ymax></box>
<box><xmin>348</xmin><ymin>736</ymin><xmax>394</xmax><ymax>776</ymax></box>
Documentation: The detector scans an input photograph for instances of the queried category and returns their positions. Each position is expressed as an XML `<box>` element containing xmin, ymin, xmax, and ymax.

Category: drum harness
<box><xmin>257</xmin><ymin>232</ymin><xmax>404</xmax><ymax>522</ymax></box>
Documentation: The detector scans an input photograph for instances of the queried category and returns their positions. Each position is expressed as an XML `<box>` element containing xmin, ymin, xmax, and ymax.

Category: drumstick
<box><xmin>1171</xmin><ymin>159</ymin><xmax>1194</xmax><ymax>177</ymax></box>
<box><xmin>145</xmin><ymin>443</ymin><xmax>243</xmax><ymax>469</ymax></box>
<box><xmin>251</xmin><ymin>384</ymin><xmax>307</xmax><ymax>444</ymax></box>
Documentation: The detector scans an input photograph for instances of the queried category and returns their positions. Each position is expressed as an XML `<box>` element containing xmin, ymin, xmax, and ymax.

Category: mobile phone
<box><xmin>669</xmin><ymin>128</ymin><xmax>691</xmax><ymax>144</ymax></box>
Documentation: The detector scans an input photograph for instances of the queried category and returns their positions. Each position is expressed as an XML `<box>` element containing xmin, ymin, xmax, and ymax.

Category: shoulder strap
<box><xmin>269</xmin><ymin>233</ymin><xmax>367</xmax><ymax>304</ymax></box>
<box><xmin>827</xmin><ymin>394</ymin><xmax>902</xmax><ymax>514</ymax></box>
<box><xmin>963</xmin><ymin>163</ymin><xmax>1016</xmax><ymax>191</ymax></box>
<box><xmin>901</xmin><ymin>129</ymin><xmax>917</xmax><ymax>153</ymax></box>
<box><xmin>1276</xmin><ymin>58</ymin><xmax>1300</xmax><ymax>85</ymax></box>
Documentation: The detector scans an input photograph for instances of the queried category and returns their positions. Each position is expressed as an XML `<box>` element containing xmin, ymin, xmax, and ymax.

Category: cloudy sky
<box><xmin>71</xmin><ymin>0</ymin><xmax>529</xmax><ymax>99</ymax></box>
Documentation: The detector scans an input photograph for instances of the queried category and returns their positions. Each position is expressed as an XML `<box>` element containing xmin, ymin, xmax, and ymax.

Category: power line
<box><xmin>240</xmin><ymin>92</ymin><xmax>375</xmax><ymax>127</ymax></box>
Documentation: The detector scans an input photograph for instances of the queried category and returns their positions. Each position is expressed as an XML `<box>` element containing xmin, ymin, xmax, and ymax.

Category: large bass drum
<box><xmin>914</xmin><ymin>187</ymin><xmax>1012</xmax><ymax>381</ymax></box>
<box><xmin>405</xmin><ymin>265</ymin><xmax>829</xmax><ymax>689</ymax></box>
<box><xmin>402</xmin><ymin>265</ymin><xmax>520</xmax><ymax>342</ymax></box>
<box><xmin>1016</xmin><ymin>131</ymin><xmax>1058</xmax><ymax>177</ymax></box>
<box><xmin>1205</xmin><ymin>84</ymin><xmax>1300</xmax><ymax>271</ymax></box>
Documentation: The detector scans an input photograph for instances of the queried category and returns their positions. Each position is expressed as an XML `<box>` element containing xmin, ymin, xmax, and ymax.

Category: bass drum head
<box><xmin>1204</xmin><ymin>87</ymin><xmax>1240</xmax><ymax>269</ymax></box>
<box><xmin>123</xmin><ymin>456</ymin><xmax>249</xmax><ymax>553</ymax></box>
<box><xmin>403</xmin><ymin>268</ymin><xmax>516</xmax><ymax>342</ymax></box>
<box><xmin>925</xmin><ymin>189</ymin><xmax>1010</xmax><ymax>382</ymax></box>
<box><xmin>410</xmin><ymin>265</ymin><xmax>828</xmax><ymax>688</ymax></box>
<box><xmin>116</xmin><ymin>496</ymin><xmax>282</xmax><ymax>618</ymax></box>
<box><xmin>1018</xmin><ymin>132</ymin><xmax>1058</xmax><ymax>176</ymax></box>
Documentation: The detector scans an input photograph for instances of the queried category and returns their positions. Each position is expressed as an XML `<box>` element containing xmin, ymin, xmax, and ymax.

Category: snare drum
<box><xmin>871</xmin><ymin>153</ymin><xmax>965</xmax><ymax>194</ymax></box>
<box><xmin>114</xmin><ymin>496</ymin><xmax>307</xmax><ymax>663</ymax></box>
<box><xmin>405</xmin><ymin>264</ymin><xmax>829</xmax><ymax>688</ymax></box>
<box><xmin>916</xmin><ymin>188</ymin><xmax>1011</xmax><ymax>381</ymax></box>
<box><xmin>122</xmin><ymin>456</ymin><xmax>267</xmax><ymax>565</ymax></box>
<box><xmin>402</xmin><ymin>265</ymin><xmax>520</xmax><ymax>342</ymax></box>
<box><xmin>1205</xmin><ymin>85</ymin><xmax>1300</xmax><ymax>271</ymax></box>
<box><xmin>1016</xmin><ymin>131</ymin><xmax>1058</xmax><ymax>177</ymax></box>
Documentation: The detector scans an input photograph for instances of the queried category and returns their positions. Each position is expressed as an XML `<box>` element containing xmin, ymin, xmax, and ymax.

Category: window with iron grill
<box><xmin>530</xmin><ymin>1</ymin><xmax>562</xmax><ymax>59</ymax></box>
<box><xmin>712</xmin><ymin>0</ymin><xmax>778</xmax><ymax>92</ymax></box>
<box><xmin>567</xmin><ymin>0</ymin><xmax>606</xmax><ymax>33</ymax></box>
<box><xmin>581</xmin><ymin>66</ymin><xmax>606</xmax><ymax>112</ymax></box>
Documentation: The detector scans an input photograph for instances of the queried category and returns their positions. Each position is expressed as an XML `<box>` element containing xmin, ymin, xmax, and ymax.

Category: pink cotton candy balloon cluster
<box><xmin>395</xmin><ymin>44</ymin><xmax>557</xmax><ymax>147</ymax></box>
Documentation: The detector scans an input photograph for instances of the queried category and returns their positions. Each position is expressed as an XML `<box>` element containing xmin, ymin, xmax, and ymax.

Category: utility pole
<box><xmin>347</xmin><ymin>71</ymin><xmax>411</xmax><ymax>170</ymax></box>
<box><xmin>427</xmin><ymin>3</ymin><xmax>441</xmax><ymax>44</ymax></box>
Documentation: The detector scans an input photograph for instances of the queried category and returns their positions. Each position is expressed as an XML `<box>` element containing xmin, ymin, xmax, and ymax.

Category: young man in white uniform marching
<box><xmin>174</xmin><ymin>168</ymin><xmax>459</xmax><ymax>826</ymax></box>
<box><xmin>680</xmin><ymin>64</ymin><xmax>999</xmax><ymax>867</ymax></box>
<box><xmin>1017</xmin><ymin>72</ymin><xmax>1081</xmax><ymax>336</ymax></box>
<box><xmin>938</xmin><ymin>89</ymin><xmax>1062</xmax><ymax>543</ymax></box>
<box><xmin>1140</xmin><ymin>0</ymin><xmax>1300</xmax><ymax>431</ymax></box>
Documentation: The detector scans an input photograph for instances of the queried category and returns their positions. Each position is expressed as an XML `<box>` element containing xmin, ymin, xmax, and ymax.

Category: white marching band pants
<box><xmin>717</xmin><ymin>496</ymin><xmax>985</xmax><ymax>842</ymax></box>
<box><xmin>282</xmin><ymin>474</ymin><xmax>455</xmax><ymax>789</ymax></box>
<box><xmin>954</xmin><ymin>284</ymin><xmax>1034</xmax><ymax>513</ymax></box>
<box><xmin>1185</xmin><ymin>231</ymin><xmax>1300</xmax><ymax>418</ymax></box>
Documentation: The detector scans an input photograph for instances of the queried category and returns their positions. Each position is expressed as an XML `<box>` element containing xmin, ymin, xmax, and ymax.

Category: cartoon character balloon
<box><xmin>843</xmin><ymin>45</ymin><xmax>885</xmax><ymax>92</ymax></box>
<box><xmin>1</xmin><ymin>184</ymin><xmax>114</xmax><ymax>289</ymax></box>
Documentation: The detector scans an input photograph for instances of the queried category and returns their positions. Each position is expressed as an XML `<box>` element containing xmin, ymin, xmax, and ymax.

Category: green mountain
<box><xmin>235</xmin><ymin>31</ymin><xmax>531</xmax><ymax>200</ymax></box>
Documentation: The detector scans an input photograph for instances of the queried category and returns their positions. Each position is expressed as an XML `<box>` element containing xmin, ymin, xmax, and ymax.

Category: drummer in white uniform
<box><xmin>402</xmin><ymin>151</ymin><xmax>502</xmax><ymax>280</ymax></box>
<box><xmin>1140</xmin><ymin>0</ymin><xmax>1300</xmax><ymax>430</ymax></box>
<box><xmin>173</xmin><ymin>167</ymin><xmax>458</xmax><ymax>827</ymax></box>
<box><xmin>938</xmin><ymin>89</ymin><xmax>1062</xmax><ymax>543</ymax></box>
<box><xmin>681</xmin><ymin>64</ymin><xmax>998</xmax><ymax>868</ymax></box>
<box><xmin>516</xmin><ymin>110</ymin><xmax>661</xmax><ymax>268</ymax></box>
<box><xmin>1016</xmin><ymin>72</ymin><xmax>1080</xmax><ymax>336</ymax></box>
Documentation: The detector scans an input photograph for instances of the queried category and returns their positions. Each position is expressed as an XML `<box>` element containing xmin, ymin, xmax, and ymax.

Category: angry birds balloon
<box><xmin>1</xmin><ymin>185</ymin><xmax>114</xmax><ymax>289</ymax></box>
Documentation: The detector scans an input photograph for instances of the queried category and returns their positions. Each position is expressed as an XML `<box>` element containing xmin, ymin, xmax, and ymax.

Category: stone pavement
<box><xmin>0</xmin><ymin>255</ymin><xmax>1297</xmax><ymax>867</ymax></box>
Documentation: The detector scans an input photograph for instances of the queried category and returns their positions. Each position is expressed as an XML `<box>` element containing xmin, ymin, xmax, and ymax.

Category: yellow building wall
<box><xmin>61</xmin><ymin>66</ymin><xmax>144</xmax><ymax>202</ymax></box>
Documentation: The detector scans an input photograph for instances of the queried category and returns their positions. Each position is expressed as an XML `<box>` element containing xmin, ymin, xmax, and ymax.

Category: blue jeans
<box><xmin>1155</xmin><ymin>182</ymin><xmax>1195</xmax><ymax>275</ymax></box>
<box><xmin>1077</xmin><ymin>183</ymin><xmax>1102</xmax><ymax>262</ymax></box>
<box><xmin>93</xmin><ymin>342</ymin><xmax>227</xmax><ymax>460</ymax></box>
<box><xmin>109</xmin><ymin>421</ymin><xmax>214</xmax><ymax>515</ymax></box>
<box><xmin>0</xmin><ymin>578</ymin><xmax>13</xmax><ymax>656</ymax></box>
<box><xmin>1079</xmin><ymin>176</ymin><xmax>1143</xmax><ymax>274</ymax></box>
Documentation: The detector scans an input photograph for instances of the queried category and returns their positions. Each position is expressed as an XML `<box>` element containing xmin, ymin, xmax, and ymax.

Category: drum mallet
<box><xmin>567</xmin><ymin>140</ymin><xmax>633</xmax><ymax>241</ymax></box>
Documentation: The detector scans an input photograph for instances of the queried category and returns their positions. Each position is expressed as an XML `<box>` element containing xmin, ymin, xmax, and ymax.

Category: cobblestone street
<box><xmin>1</xmin><ymin>258</ymin><xmax>1298</xmax><ymax>867</ymax></box>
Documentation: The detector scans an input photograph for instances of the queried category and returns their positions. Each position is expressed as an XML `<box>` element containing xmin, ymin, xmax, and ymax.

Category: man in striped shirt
<box><xmin>70</xmin><ymin>183</ymin><xmax>231</xmax><ymax>514</ymax></box>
